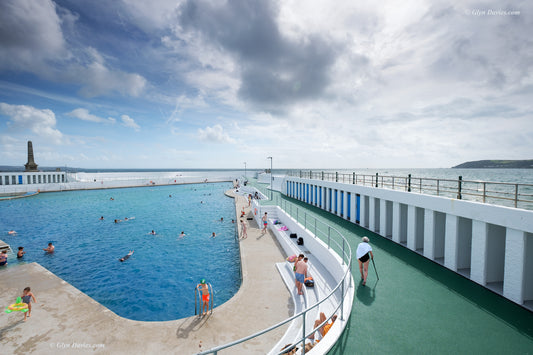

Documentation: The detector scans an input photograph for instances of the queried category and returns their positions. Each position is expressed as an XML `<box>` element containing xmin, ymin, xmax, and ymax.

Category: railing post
<box><xmin>408</xmin><ymin>174</ymin><xmax>412</xmax><ymax>192</ymax></box>
<box><xmin>342</xmin><ymin>238</ymin><xmax>345</xmax><ymax>265</ymax></box>
<box><xmin>375</xmin><ymin>173</ymin><xmax>378</xmax><ymax>187</ymax></box>
<box><xmin>437</xmin><ymin>180</ymin><xmax>440</xmax><ymax>196</ymax></box>
<box><xmin>335</xmin><ymin>172</ymin><xmax>338</xmax><ymax>182</ymax></box>
<box><xmin>353</xmin><ymin>172</ymin><xmax>355</xmax><ymax>184</ymax></box>
<box><xmin>483</xmin><ymin>182</ymin><xmax>486</xmax><ymax>203</ymax></box>
<box><xmin>321</xmin><ymin>171</ymin><xmax>324</xmax><ymax>180</ymax></box>
<box><xmin>310</xmin><ymin>170</ymin><xmax>312</xmax><ymax>179</ymax></box>
<box><xmin>302</xmin><ymin>310</ymin><xmax>307</xmax><ymax>354</ymax></box>
<box><xmin>392</xmin><ymin>176</ymin><xmax>395</xmax><ymax>190</ymax></box>
<box><xmin>299</xmin><ymin>170</ymin><xmax>302</xmax><ymax>178</ymax></box>
<box><xmin>457</xmin><ymin>176</ymin><xmax>462</xmax><ymax>199</ymax></box>
<box><xmin>515</xmin><ymin>184</ymin><xmax>518</xmax><ymax>208</ymax></box>
<box><xmin>340</xmin><ymin>277</ymin><xmax>345</xmax><ymax>321</ymax></box>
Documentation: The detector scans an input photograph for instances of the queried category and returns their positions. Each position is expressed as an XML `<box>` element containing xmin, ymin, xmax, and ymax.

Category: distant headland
<box><xmin>452</xmin><ymin>160</ymin><xmax>533</xmax><ymax>169</ymax></box>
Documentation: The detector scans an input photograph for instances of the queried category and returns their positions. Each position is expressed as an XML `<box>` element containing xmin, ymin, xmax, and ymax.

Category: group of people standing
<box><xmin>0</xmin><ymin>243</ymin><xmax>54</xmax><ymax>267</ymax></box>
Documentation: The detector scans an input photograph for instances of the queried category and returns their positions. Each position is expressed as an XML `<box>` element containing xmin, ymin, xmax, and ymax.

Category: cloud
<box><xmin>197</xmin><ymin>124</ymin><xmax>236</xmax><ymax>144</ymax></box>
<box><xmin>121</xmin><ymin>115</ymin><xmax>140</xmax><ymax>131</ymax></box>
<box><xmin>67</xmin><ymin>108</ymin><xmax>116</xmax><ymax>124</ymax></box>
<box><xmin>175</xmin><ymin>0</ymin><xmax>344</xmax><ymax>112</ymax></box>
<box><xmin>0</xmin><ymin>0</ymin><xmax>68</xmax><ymax>71</ymax></box>
<box><xmin>0</xmin><ymin>103</ymin><xmax>63</xmax><ymax>144</ymax></box>
<box><xmin>0</xmin><ymin>1</ymin><xmax>146</xmax><ymax>98</ymax></box>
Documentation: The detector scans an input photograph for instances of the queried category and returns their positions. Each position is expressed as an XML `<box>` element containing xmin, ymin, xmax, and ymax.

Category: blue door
<box><xmin>356</xmin><ymin>194</ymin><xmax>361</xmax><ymax>223</ymax></box>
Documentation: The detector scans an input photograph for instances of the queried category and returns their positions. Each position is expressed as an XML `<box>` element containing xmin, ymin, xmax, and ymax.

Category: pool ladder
<box><xmin>194</xmin><ymin>283</ymin><xmax>214</xmax><ymax>317</ymax></box>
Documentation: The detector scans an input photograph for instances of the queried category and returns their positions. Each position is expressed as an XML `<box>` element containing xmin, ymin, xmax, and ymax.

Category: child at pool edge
<box><xmin>197</xmin><ymin>279</ymin><xmax>210</xmax><ymax>316</ymax></box>
<box><xmin>21</xmin><ymin>287</ymin><xmax>37</xmax><ymax>321</ymax></box>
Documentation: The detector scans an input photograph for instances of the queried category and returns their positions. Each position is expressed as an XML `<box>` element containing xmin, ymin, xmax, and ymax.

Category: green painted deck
<box><xmin>252</xmin><ymin>181</ymin><xmax>533</xmax><ymax>354</ymax></box>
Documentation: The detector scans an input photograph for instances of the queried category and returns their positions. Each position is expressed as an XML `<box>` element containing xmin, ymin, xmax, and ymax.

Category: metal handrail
<box><xmin>288</xmin><ymin>171</ymin><xmax>533</xmax><ymax>210</ymax></box>
<box><xmin>198</xmin><ymin>193</ymin><xmax>353</xmax><ymax>355</ymax></box>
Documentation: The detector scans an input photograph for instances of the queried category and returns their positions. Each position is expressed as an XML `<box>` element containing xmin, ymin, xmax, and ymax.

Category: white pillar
<box><xmin>470</xmin><ymin>220</ymin><xmax>488</xmax><ymax>285</ymax></box>
<box><xmin>424</xmin><ymin>209</ymin><xmax>435</xmax><ymax>259</ymax></box>
<box><xmin>380</xmin><ymin>200</ymin><xmax>387</xmax><ymax>236</ymax></box>
<box><xmin>343</xmin><ymin>191</ymin><xmax>348</xmax><ymax>219</ymax></box>
<box><xmin>407</xmin><ymin>205</ymin><xmax>416</xmax><ymax>250</ymax></box>
<box><xmin>360</xmin><ymin>195</ymin><xmax>367</xmax><ymax>228</ymax></box>
<box><xmin>392</xmin><ymin>202</ymin><xmax>401</xmax><ymax>243</ymax></box>
<box><xmin>444</xmin><ymin>214</ymin><xmax>458</xmax><ymax>271</ymax></box>
<box><xmin>369</xmin><ymin>197</ymin><xmax>376</xmax><ymax>232</ymax></box>
<box><xmin>503</xmin><ymin>228</ymin><xmax>525</xmax><ymax>304</ymax></box>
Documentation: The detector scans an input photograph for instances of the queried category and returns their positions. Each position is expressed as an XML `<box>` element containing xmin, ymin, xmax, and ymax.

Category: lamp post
<box><xmin>267</xmin><ymin>156</ymin><xmax>273</xmax><ymax>199</ymax></box>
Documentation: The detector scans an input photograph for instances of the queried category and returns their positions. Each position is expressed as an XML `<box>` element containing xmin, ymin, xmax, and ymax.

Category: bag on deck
<box><xmin>290</xmin><ymin>233</ymin><xmax>298</xmax><ymax>239</ymax></box>
<box><xmin>304</xmin><ymin>277</ymin><xmax>314</xmax><ymax>287</ymax></box>
<box><xmin>297</xmin><ymin>237</ymin><xmax>304</xmax><ymax>245</ymax></box>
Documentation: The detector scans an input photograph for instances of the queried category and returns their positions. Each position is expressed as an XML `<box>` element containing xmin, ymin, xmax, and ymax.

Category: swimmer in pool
<box><xmin>119</xmin><ymin>250</ymin><xmax>134</xmax><ymax>262</ymax></box>
<box><xmin>99</xmin><ymin>216</ymin><xmax>104</xmax><ymax>220</ymax></box>
<box><xmin>17</xmin><ymin>247</ymin><xmax>25</xmax><ymax>258</ymax></box>
<box><xmin>211</xmin><ymin>232</ymin><xmax>216</xmax><ymax>238</ymax></box>
<box><xmin>150</xmin><ymin>230</ymin><xmax>156</xmax><ymax>235</ymax></box>
<box><xmin>8</xmin><ymin>230</ymin><xmax>17</xmax><ymax>235</ymax></box>
<box><xmin>43</xmin><ymin>242</ymin><xmax>55</xmax><ymax>253</ymax></box>
<box><xmin>179</xmin><ymin>231</ymin><xmax>186</xmax><ymax>238</ymax></box>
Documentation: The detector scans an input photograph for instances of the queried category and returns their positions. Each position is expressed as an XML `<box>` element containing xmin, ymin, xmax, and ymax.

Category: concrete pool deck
<box><xmin>0</xmin><ymin>190</ymin><xmax>291</xmax><ymax>354</ymax></box>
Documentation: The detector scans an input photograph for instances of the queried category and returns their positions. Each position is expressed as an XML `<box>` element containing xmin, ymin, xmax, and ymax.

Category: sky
<box><xmin>0</xmin><ymin>0</ymin><xmax>532</xmax><ymax>170</ymax></box>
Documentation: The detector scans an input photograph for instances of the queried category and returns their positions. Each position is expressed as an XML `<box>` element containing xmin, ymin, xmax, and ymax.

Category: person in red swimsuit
<box><xmin>197</xmin><ymin>279</ymin><xmax>211</xmax><ymax>316</ymax></box>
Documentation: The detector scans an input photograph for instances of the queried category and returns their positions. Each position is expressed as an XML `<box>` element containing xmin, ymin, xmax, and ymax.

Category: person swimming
<box><xmin>119</xmin><ymin>250</ymin><xmax>134</xmax><ymax>262</ymax></box>
<box><xmin>149</xmin><ymin>230</ymin><xmax>156</xmax><ymax>235</ymax></box>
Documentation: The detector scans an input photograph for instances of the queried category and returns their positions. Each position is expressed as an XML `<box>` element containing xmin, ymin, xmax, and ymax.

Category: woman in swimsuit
<box><xmin>262</xmin><ymin>212</ymin><xmax>268</xmax><ymax>233</ymax></box>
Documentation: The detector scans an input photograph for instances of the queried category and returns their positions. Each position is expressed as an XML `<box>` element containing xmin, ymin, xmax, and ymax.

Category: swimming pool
<box><xmin>0</xmin><ymin>182</ymin><xmax>241</xmax><ymax>321</ymax></box>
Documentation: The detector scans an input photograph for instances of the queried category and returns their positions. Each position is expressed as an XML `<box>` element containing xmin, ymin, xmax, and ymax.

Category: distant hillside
<box><xmin>452</xmin><ymin>160</ymin><xmax>533</xmax><ymax>169</ymax></box>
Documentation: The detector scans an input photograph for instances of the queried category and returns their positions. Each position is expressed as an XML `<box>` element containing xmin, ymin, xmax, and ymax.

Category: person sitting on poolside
<box><xmin>119</xmin><ymin>250</ymin><xmax>134</xmax><ymax>262</ymax></box>
<box><xmin>0</xmin><ymin>250</ymin><xmax>7</xmax><ymax>266</ymax></box>
<box><xmin>309</xmin><ymin>312</ymin><xmax>337</xmax><ymax>343</ymax></box>
<box><xmin>43</xmin><ymin>242</ymin><xmax>55</xmax><ymax>253</ymax></box>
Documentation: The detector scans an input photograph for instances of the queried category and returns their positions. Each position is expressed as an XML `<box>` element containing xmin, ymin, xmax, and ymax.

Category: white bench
<box><xmin>269</xmin><ymin>217</ymin><xmax>339</xmax><ymax>354</ymax></box>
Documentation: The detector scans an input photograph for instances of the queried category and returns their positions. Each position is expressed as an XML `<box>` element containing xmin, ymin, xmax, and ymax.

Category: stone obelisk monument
<box><xmin>24</xmin><ymin>141</ymin><xmax>38</xmax><ymax>171</ymax></box>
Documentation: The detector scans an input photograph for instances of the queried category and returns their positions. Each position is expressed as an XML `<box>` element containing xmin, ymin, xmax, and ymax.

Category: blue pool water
<box><xmin>0</xmin><ymin>182</ymin><xmax>241</xmax><ymax>321</ymax></box>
